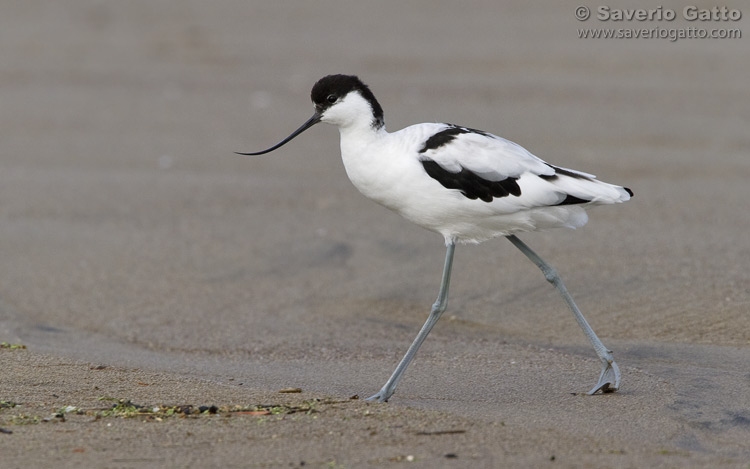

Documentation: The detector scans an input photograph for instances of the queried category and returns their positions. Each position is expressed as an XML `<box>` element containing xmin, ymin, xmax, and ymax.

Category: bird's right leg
<box><xmin>506</xmin><ymin>235</ymin><xmax>620</xmax><ymax>394</ymax></box>
<box><xmin>366</xmin><ymin>242</ymin><xmax>456</xmax><ymax>402</ymax></box>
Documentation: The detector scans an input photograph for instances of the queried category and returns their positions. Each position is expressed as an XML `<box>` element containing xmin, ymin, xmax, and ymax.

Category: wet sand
<box><xmin>1</xmin><ymin>1</ymin><xmax>749</xmax><ymax>467</ymax></box>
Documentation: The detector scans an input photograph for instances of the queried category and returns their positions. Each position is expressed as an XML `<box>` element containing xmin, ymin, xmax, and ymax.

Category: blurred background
<box><xmin>0</xmin><ymin>1</ymin><xmax>747</xmax><ymax>388</ymax></box>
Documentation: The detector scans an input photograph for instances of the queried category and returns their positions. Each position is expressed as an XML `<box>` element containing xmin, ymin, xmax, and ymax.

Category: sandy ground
<box><xmin>1</xmin><ymin>1</ymin><xmax>749</xmax><ymax>467</ymax></box>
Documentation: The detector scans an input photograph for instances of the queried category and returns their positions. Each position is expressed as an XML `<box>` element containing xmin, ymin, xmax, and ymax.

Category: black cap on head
<box><xmin>311</xmin><ymin>75</ymin><xmax>384</xmax><ymax>128</ymax></box>
<box><xmin>235</xmin><ymin>75</ymin><xmax>384</xmax><ymax>156</ymax></box>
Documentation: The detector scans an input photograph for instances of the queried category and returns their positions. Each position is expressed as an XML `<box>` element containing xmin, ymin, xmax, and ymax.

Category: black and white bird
<box><xmin>237</xmin><ymin>74</ymin><xmax>632</xmax><ymax>402</ymax></box>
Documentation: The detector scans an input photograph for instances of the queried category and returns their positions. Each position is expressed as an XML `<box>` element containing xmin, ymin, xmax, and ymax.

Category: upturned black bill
<box><xmin>235</xmin><ymin>113</ymin><xmax>321</xmax><ymax>156</ymax></box>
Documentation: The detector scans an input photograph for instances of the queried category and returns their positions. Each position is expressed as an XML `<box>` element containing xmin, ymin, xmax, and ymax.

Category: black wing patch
<box><xmin>539</xmin><ymin>164</ymin><xmax>594</xmax><ymax>205</ymax></box>
<box><xmin>419</xmin><ymin>125</ymin><xmax>492</xmax><ymax>154</ymax></box>
<box><xmin>421</xmin><ymin>159</ymin><xmax>521</xmax><ymax>203</ymax></box>
<box><xmin>539</xmin><ymin>164</ymin><xmax>591</xmax><ymax>181</ymax></box>
<box><xmin>556</xmin><ymin>194</ymin><xmax>591</xmax><ymax>205</ymax></box>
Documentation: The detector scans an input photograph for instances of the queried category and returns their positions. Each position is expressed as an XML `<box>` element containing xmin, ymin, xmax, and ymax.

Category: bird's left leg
<box><xmin>506</xmin><ymin>235</ymin><xmax>620</xmax><ymax>394</ymax></box>
<box><xmin>366</xmin><ymin>241</ymin><xmax>456</xmax><ymax>402</ymax></box>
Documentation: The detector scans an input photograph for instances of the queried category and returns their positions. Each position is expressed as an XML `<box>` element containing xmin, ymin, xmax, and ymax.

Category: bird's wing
<box><xmin>416</xmin><ymin>124</ymin><xmax>592</xmax><ymax>180</ymax></box>
<box><xmin>415</xmin><ymin>124</ymin><xmax>629</xmax><ymax>206</ymax></box>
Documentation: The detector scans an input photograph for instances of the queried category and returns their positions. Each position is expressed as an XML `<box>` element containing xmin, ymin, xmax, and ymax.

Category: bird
<box><xmin>237</xmin><ymin>74</ymin><xmax>632</xmax><ymax>402</ymax></box>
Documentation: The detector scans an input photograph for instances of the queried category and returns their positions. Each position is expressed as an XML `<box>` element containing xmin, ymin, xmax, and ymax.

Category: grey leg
<box><xmin>367</xmin><ymin>242</ymin><xmax>456</xmax><ymax>402</ymax></box>
<box><xmin>506</xmin><ymin>235</ymin><xmax>620</xmax><ymax>394</ymax></box>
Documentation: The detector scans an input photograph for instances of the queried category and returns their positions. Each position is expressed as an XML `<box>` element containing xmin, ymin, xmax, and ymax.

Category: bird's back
<box><xmin>339</xmin><ymin>122</ymin><xmax>631</xmax><ymax>244</ymax></box>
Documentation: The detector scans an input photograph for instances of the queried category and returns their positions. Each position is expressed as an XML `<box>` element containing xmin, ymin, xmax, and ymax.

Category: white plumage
<box><xmin>339</xmin><ymin>120</ymin><xmax>630</xmax><ymax>243</ymax></box>
<box><xmin>312</xmin><ymin>86</ymin><xmax>631</xmax><ymax>244</ymax></box>
<box><xmin>238</xmin><ymin>74</ymin><xmax>631</xmax><ymax>402</ymax></box>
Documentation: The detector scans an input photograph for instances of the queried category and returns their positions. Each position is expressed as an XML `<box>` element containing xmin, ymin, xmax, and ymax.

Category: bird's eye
<box><xmin>326</xmin><ymin>94</ymin><xmax>337</xmax><ymax>103</ymax></box>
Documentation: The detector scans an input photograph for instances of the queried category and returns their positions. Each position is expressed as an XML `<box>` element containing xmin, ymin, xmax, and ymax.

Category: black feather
<box><xmin>419</xmin><ymin>125</ymin><xmax>493</xmax><ymax>154</ymax></box>
<box><xmin>421</xmin><ymin>159</ymin><xmax>521</xmax><ymax>203</ymax></box>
